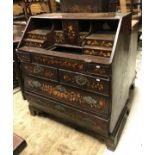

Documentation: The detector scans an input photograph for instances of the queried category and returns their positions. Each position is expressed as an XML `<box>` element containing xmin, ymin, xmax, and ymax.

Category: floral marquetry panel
<box><xmin>32</xmin><ymin>54</ymin><xmax>86</xmax><ymax>72</ymax></box>
<box><xmin>25</xmin><ymin>77</ymin><xmax>109</xmax><ymax>117</ymax></box>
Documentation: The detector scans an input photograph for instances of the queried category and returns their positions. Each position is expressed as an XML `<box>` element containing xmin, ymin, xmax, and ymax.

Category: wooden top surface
<box><xmin>32</xmin><ymin>13</ymin><xmax>130</xmax><ymax>20</ymax></box>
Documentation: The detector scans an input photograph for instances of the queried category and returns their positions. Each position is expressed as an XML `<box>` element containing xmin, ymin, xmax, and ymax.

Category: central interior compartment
<box><xmin>51</xmin><ymin>46</ymin><xmax>83</xmax><ymax>54</ymax></box>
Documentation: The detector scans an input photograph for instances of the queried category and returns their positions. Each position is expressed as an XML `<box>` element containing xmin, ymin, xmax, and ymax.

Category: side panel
<box><xmin>110</xmin><ymin>14</ymin><xmax>131</xmax><ymax>132</ymax></box>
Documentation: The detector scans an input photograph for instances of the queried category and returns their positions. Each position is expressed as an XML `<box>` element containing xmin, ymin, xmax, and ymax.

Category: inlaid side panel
<box><xmin>21</xmin><ymin>63</ymin><xmax>58</xmax><ymax>81</ymax></box>
<box><xmin>24</xmin><ymin>77</ymin><xmax>109</xmax><ymax>117</ymax></box>
<box><xmin>25</xmin><ymin>92</ymin><xmax>109</xmax><ymax>135</ymax></box>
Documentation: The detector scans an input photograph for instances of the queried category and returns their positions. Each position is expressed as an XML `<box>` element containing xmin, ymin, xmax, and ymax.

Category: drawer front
<box><xmin>24</xmin><ymin>40</ymin><xmax>44</xmax><ymax>48</ymax></box>
<box><xmin>83</xmin><ymin>39</ymin><xmax>113</xmax><ymax>48</ymax></box>
<box><xmin>59</xmin><ymin>69</ymin><xmax>110</xmax><ymax>96</ymax></box>
<box><xmin>24</xmin><ymin>76</ymin><xmax>109</xmax><ymax>117</ymax></box>
<box><xmin>27</xmin><ymin>33</ymin><xmax>47</xmax><ymax>40</ymax></box>
<box><xmin>83</xmin><ymin>48</ymin><xmax>111</xmax><ymax>57</ymax></box>
<box><xmin>32</xmin><ymin>54</ymin><xmax>86</xmax><ymax>72</ymax></box>
<box><xmin>54</xmin><ymin>31</ymin><xmax>65</xmax><ymax>44</ymax></box>
<box><xmin>17</xmin><ymin>52</ymin><xmax>31</xmax><ymax>62</ymax></box>
<box><xmin>21</xmin><ymin>63</ymin><xmax>58</xmax><ymax>81</ymax></box>
<box><xmin>87</xmin><ymin>63</ymin><xmax>111</xmax><ymax>77</ymax></box>
<box><xmin>25</xmin><ymin>92</ymin><xmax>109</xmax><ymax>136</ymax></box>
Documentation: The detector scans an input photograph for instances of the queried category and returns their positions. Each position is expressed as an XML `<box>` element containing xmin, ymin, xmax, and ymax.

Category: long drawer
<box><xmin>32</xmin><ymin>54</ymin><xmax>86</xmax><ymax>73</ymax></box>
<box><xmin>17</xmin><ymin>52</ymin><xmax>111</xmax><ymax>77</ymax></box>
<box><xmin>24</xmin><ymin>76</ymin><xmax>109</xmax><ymax>117</ymax></box>
<box><xmin>59</xmin><ymin>69</ymin><xmax>110</xmax><ymax>96</ymax></box>
<box><xmin>21</xmin><ymin>62</ymin><xmax>58</xmax><ymax>81</ymax></box>
<box><xmin>25</xmin><ymin>92</ymin><xmax>109</xmax><ymax>136</ymax></box>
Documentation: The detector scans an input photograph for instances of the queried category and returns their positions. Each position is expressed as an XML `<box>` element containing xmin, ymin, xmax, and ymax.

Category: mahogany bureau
<box><xmin>16</xmin><ymin>13</ymin><xmax>135</xmax><ymax>150</ymax></box>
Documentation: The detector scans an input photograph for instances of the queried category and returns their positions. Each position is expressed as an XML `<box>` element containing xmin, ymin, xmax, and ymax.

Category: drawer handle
<box><xmin>55</xmin><ymin>85</ymin><xmax>66</xmax><ymax>93</ymax></box>
<box><xmin>83</xmin><ymin>96</ymin><xmax>97</xmax><ymax>107</ymax></box>
<box><xmin>31</xmin><ymin>81</ymin><xmax>41</xmax><ymax>88</ymax></box>
<box><xmin>82</xmin><ymin>118</ymin><xmax>96</xmax><ymax>126</ymax></box>
<box><xmin>33</xmin><ymin>65</ymin><xmax>44</xmax><ymax>73</ymax></box>
<box><xmin>75</xmin><ymin>75</ymin><xmax>88</xmax><ymax>86</ymax></box>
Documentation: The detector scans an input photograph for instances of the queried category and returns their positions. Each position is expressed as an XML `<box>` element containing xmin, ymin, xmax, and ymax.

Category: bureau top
<box><xmin>32</xmin><ymin>13</ymin><xmax>130</xmax><ymax>20</ymax></box>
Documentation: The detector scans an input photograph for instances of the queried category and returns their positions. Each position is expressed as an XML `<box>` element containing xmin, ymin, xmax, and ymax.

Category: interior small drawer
<box><xmin>24</xmin><ymin>76</ymin><xmax>109</xmax><ymax>117</ymax></box>
<box><xmin>83</xmin><ymin>48</ymin><xmax>111</xmax><ymax>57</ymax></box>
<box><xmin>32</xmin><ymin>54</ymin><xmax>86</xmax><ymax>73</ymax></box>
<box><xmin>59</xmin><ymin>69</ymin><xmax>110</xmax><ymax>96</ymax></box>
<box><xmin>25</xmin><ymin>92</ymin><xmax>109</xmax><ymax>136</ymax></box>
<box><xmin>83</xmin><ymin>39</ymin><xmax>113</xmax><ymax>48</ymax></box>
<box><xmin>21</xmin><ymin>63</ymin><xmax>58</xmax><ymax>81</ymax></box>
<box><xmin>87</xmin><ymin>63</ymin><xmax>111</xmax><ymax>77</ymax></box>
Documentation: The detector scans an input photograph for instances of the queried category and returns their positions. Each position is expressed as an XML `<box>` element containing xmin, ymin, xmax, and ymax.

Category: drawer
<box><xmin>87</xmin><ymin>63</ymin><xmax>111</xmax><ymax>77</ymax></box>
<box><xmin>21</xmin><ymin>63</ymin><xmax>58</xmax><ymax>81</ymax></box>
<box><xmin>17</xmin><ymin>52</ymin><xmax>31</xmax><ymax>63</ymax></box>
<box><xmin>83</xmin><ymin>48</ymin><xmax>111</xmax><ymax>57</ymax></box>
<box><xmin>32</xmin><ymin>54</ymin><xmax>86</xmax><ymax>72</ymax></box>
<box><xmin>26</xmin><ymin>29</ymin><xmax>51</xmax><ymax>40</ymax></box>
<box><xmin>25</xmin><ymin>92</ymin><xmax>109</xmax><ymax>136</ymax></box>
<box><xmin>83</xmin><ymin>39</ymin><xmax>113</xmax><ymax>48</ymax></box>
<box><xmin>24</xmin><ymin>76</ymin><xmax>109</xmax><ymax>117</ymax></box>
<box><xmin>59</xmin><ymin>69</ymin><xmax>110</xmax><ymax>96</ymax></box>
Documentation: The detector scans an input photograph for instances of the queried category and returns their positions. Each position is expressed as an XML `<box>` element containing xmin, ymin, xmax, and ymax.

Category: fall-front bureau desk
<box><xmin>16</xmin><ymin>13</ymin><xmax>135</xmax><ymax>150</ymax></box>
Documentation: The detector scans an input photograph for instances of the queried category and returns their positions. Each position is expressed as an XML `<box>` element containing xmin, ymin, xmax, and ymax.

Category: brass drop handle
<box><xmin>75</xmin><ymin>75</ymin><xmax>88</xmax><ymax>86</ymax></box>
<box><xmin>31</xmin><ymin>81</ymin><xmax>41</xmax><ymax>88</ymax></box>
<box><xmin>83</xmin><ymin>96</ymin><xmax>97</xmax><ymax>107</ymax></box>
<box><xmin>33</xmin><ymin>65</ymin><xmax>44</xmax><ymax>73</ymax></box>
<box><xmin>55</xmin><ymin>85</ymin><xmax>66</xmax><ymax>93</ymax></box>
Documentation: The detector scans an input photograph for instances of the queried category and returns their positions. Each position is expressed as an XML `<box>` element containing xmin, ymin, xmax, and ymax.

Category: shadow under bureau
<box><xmin>16</xmin><ymin>13</ymin><xmax>136</xmax><ymax>150</ymax></box>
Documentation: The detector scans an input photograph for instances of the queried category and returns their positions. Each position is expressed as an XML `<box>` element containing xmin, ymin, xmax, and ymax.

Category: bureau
<box><xmin>16</xmin><ymin>12</ymin><xmax>136</xmax><ymax>150</ymax></box>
